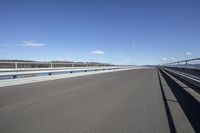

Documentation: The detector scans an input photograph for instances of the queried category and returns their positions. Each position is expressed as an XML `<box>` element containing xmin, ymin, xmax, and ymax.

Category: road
<box><xmin>0</xmin><ymin>69</ymin><xmax>184</xmax><ymax>133</ymax></box>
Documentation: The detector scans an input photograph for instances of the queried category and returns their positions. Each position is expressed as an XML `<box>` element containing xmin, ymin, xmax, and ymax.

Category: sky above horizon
<box><xmin>0</xmin><ymin>0</ymin><xmax>200</xmax><ymax>65</ymax></box>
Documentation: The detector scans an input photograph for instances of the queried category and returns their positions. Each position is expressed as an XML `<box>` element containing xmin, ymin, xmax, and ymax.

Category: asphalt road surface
<box><xmin>0</xmin><ymin>69</ymin><xmax>173</xmax><ymax>133</ymax></box>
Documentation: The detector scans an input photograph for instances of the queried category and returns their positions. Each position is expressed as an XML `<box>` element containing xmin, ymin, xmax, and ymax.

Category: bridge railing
<box><xmin>162</xmin><ymin>58</ymin><xmax>200</xmax><ymax>77</ymax></box>
<box><xmin>160</xmin><ymin>57</ymin><xmax>200</xmax><ymax>87</ymax></box>
<box><xmin>0</xmin><ymin>61</ymin><xmax>112</xmax><ymax>69</ymax></box>
<box><xmin>164</xmin><ymin>58</ymin><xmax>200</xmax><ymax>68</ymax></box>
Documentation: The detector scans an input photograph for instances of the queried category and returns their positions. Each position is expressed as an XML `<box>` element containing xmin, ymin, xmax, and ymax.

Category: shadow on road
<box><xmin>157</xmin><ymin>70</ymin><xmax>177</xmax><ymax>133</ymax></box>
<box><xmin>160</xmin><ymin>70</ymin><xmax>200</xmax><ymax>133</ymax></box>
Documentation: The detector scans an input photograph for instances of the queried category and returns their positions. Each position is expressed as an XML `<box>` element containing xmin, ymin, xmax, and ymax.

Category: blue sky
<box><xmin>0</xmin><ymin>0</ymin><xmax>200</xmax><ymax>65</ymax></box>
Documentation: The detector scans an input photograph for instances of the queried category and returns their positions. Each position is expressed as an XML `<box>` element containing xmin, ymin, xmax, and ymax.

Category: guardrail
<box><xmin>164</xmin><ymin>58</ymin><xmax>200</xmax><ymax>67</ymax></box>
<box><xmin>162</xmin><ymin>58</ymin><xmax>200</xmax><ymax>77</ymax></box>
<box><xmin>0</xmin><ymin>66</ymin><xmax>125</xmax><ymax>80</ymax></box>
<box><xmin>160</xmin><ymin>57</ymin><xmax>200</xmax><ymax>87</ymax></box>
<box><xmin>0</xmin><ymin>61</ymin><xmax>112</xmax><ymax>69</ymax></box>
<box><xmin>159</xmin><ymin>67</ymin><xmax>200</xmax><ymax>88</ymax></box>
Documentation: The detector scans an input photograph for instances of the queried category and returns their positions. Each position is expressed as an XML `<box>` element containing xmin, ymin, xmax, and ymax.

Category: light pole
<box><xmin>132</xmin><ymin>40</ymin><xmax>135</xmax><ymax>66</ymax></box>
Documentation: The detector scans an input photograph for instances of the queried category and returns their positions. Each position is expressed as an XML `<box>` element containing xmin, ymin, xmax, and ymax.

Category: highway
<box><xmin>0</xmin><ymin>68</ymin><xmax>198</xmax><ymax>133</ymax></box>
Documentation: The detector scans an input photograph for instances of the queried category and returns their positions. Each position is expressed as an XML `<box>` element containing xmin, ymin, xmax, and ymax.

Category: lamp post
<box><xmin>132</xmin><ymin>40</ymin><xmax>135</xmax><ymax>66</ymax></box>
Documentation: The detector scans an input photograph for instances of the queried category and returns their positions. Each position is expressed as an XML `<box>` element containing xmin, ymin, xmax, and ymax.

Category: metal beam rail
<box><xmin>160</xmin><ymin>57</ymin><xmax>200</xmax><ymax>87</ymax></box>
<box><xmin>159</xmin><ymin>67</ymin><xmax>200</xmax><ymax>88</ymax></box>
<box><xmin>0</xmin><ymin>67</ymin><xmax>124</xmax><ymax>80</ymax></box>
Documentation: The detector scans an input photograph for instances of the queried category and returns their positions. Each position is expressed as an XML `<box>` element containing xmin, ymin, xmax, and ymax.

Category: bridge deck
<box><xmin>0</xmin><ymin>69</ymin><xmax>198</xmax><ymax>133</ymax></box>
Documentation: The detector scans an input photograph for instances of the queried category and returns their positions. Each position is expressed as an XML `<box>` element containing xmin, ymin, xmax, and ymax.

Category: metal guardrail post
<box><xmin>15</xmin><ymin>62</ymin><xmax>18</xmax><ymax>69</ymax></box>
